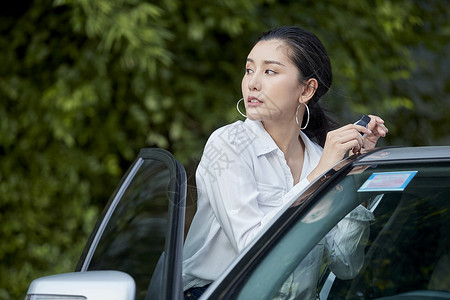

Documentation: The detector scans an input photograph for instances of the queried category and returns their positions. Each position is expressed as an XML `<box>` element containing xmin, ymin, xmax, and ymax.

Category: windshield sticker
<box><xmin>358</xmin><ymin>171</ymin><xmax>418</xmax><ymax>192</ymax></box>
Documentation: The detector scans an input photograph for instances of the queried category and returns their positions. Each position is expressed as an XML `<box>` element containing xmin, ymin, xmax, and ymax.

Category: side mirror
<box><xmin>25</xmin><ymin>271</ymin><xmax>135</xmax><ymax>300</ymax></box>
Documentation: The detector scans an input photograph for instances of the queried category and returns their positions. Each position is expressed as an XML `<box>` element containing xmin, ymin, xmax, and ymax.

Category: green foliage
<box><xmin>0</xmin><ymin>0</ymin><xmax>449</xmax><ymax>298</ymax></box>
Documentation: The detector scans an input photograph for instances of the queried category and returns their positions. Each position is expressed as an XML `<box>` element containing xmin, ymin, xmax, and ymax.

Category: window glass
<box><xmin>87</xmin><ymin>159</ymin><xmax>170</xmax><ymax>300</ymax></box>
<box><xmin>234</xmin><ymin>162</ymin><xmax>450</xmax><ymax>300</ymax></box>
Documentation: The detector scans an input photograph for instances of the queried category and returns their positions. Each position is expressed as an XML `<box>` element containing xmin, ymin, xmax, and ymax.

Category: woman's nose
<box><xmin>248</xmin><ymin>73</ymin><xmax>261</xmax><ymax>91</ymax></box>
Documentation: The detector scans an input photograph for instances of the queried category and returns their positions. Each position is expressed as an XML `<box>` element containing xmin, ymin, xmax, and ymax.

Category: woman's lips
<box><xmin>247</xmin><ymin>96</ymin><xmax>263</xmax><ymax>107</ymax></box>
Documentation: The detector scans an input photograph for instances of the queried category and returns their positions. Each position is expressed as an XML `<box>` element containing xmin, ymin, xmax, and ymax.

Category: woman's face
<box><xmin>241</xmin><ymin>39</ymin><xmax>304</xmax><ymax>123</ymax></box>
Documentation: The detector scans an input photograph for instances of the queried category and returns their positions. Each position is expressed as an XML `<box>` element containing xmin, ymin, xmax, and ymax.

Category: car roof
<box><xmin>355</xmin><ymin>146</ymin><xmax>450</xmax><ymax>165</ymax></box>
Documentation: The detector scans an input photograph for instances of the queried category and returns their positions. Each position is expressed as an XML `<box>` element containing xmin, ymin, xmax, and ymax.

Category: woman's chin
<box><xmin>245</xmin><ymin>111</ymin><xmax>266</xmax><ymax>120</ymax></box>
<box><xmin>247</xmin><ymin>113</ymin><xmax>277</xmax><ymax>123</ymax></box>
<box><xmin>246</xmin><ymin>114</ymin><xmax>263</xmax><ymax>121</ymax></box>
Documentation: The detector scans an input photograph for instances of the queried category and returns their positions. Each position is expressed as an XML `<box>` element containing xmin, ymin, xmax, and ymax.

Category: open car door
<box><xmin>26</xmin><ymin>148</ymin><xmax>186</xmax><ymax>300</ymax></box>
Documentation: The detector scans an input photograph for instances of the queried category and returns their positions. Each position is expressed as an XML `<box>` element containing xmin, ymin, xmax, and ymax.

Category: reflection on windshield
<box><xmin>302</xmin><ymin>185</ymin><xmax>343</xmax><ymax>223</ymax></box>
<box><xmin>276</xmin><ymin>184</ymin><xmax>375</xmax><ymax>299</ymax></box>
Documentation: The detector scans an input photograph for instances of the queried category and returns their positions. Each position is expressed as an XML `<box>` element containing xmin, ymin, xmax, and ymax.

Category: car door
<box><xmin>26</xmin><ymin>148</ymin><xmax>186</xmax><ymax>300</ymax></box>
<box><xmin>204</xmin><ymin>149</ymin><xmax>450</xmax><ymax>300</ymax></box>
<box><xmin>75</xmin><ymin>148</ymin><xmax>186</xmax><ymax>300</ymax></box>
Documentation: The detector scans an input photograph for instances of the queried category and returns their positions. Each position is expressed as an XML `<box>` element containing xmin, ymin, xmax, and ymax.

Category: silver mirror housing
<box><xmin>25</xmin><ymin>271</ymin><xmax>135</xmax><ymax>300</ymax></box>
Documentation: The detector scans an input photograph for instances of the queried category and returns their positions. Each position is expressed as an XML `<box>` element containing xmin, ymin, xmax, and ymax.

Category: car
<box><xmin>25</xmin><ymin>146</ymin><xmax>450</xmax><ymax>300</ymax></box>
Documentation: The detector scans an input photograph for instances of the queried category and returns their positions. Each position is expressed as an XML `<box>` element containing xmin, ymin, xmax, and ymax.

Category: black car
<box><xmin>26</xmin><ymin>146</ymin><xmax>450</xmax><ymax>300</ymax></box>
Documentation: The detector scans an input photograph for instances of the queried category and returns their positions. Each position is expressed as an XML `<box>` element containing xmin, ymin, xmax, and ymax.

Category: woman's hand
<box><xmin>360</xmin><ymin>115</ymin><xmax>388</xmax><ymax>152</ymax></box>
<box><xmin>307</xmin><ymin>115</ymin><xmax>388</xmax><ymax>182</ymax></box>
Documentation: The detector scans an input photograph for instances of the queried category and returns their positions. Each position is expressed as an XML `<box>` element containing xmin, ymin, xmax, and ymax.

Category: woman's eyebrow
<box><xmin>246</xmin><ymin>58</ymin><xmax>286</xmax><ymax>67</ymax></box>
<box><xmin>264</xmin><ymin>60</ymin><xmax>286</xmax><ymax>67</ymax></box>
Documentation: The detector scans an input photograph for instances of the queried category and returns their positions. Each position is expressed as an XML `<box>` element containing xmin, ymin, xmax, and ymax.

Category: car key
<box><xmin>354</xmin><ymin>114</ymin><xmax>371</xmax><ymax>135</ymax></box>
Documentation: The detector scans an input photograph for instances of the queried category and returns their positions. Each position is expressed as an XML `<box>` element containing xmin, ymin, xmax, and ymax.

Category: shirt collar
<box><xmin>244</xmin><ymin>119</ymin><xmax>322</xmax><ymax>161</ymax></box>
<box><xmin>299</xmin><ymin>130</ymin><xmax>323</xmax><ymax>180</ymax></box>
<box><xmin>244</xmin><ymin>119</ymin><xmax>279</xmax><ymax>156</ymax></box>
<box><xmin>299</xmin><ymin>130</ymin><xmax>322</xmax><ymax>163</ymax></box>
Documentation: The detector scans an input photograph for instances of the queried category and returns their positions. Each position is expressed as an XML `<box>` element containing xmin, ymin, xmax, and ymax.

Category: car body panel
<box><xmin>357</xmin><ymin>146</ymin><xmax>450</xmax><ymax>164</ymax></box>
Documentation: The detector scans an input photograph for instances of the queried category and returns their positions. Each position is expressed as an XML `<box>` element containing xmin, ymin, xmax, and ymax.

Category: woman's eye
<box><xmin>265</xmin><ymin>69</ymin><xmax>276</xmax><ymax>75</ymax></box>
<box><xmin>245</xmin><ymin>68</ymin><xmax>253</xmax><ymax>74</ymax></box>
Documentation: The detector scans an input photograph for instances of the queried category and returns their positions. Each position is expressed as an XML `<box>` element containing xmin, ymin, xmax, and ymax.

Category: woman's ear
<box><xmin>300</xmin><ymin>78</ymin><xmax>318</xmax><ymax>103</ymax></box>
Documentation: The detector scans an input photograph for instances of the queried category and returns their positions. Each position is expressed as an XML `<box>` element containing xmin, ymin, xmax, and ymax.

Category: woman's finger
<box><xmin>327</xmin><ymin>127</ymin><xmax>366</xmax><ymax>154</ymax></box>
<box><xmin>367</xmin><ymin>115</ymin><xmax>388</xmax><ymax>136</ymax></box>
<box><xmin>338</xmin><ymin>123</ymin><xmax>373</xmax><ymax>136</ymax></box>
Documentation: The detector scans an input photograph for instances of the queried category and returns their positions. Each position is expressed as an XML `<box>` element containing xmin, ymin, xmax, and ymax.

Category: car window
<box><xmin>232</xmin><ymin>161</ymin><xmax>450</xmax><ymax>300</ymax></box>
<box><xmin>86</xmin><ymin>159</ymin><xmax>169</xmax><ymax>298</ymax></box>
<box><xmin>76</xmin><ymin>149</ymin><xmax>186</xmax><ymax>300</ymax></box>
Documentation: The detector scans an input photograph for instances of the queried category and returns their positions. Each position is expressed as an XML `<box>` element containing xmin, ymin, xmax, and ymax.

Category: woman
<box><xmin>182</xmin><ymin>26</ymin><xmax>388</xmax><ymax>299</ymax></box>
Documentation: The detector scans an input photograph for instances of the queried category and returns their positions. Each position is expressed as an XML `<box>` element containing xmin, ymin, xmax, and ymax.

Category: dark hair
<box><xmin>257</xmin><ymin>26</ymin><xmax>336</xmax><ymax>146</ymax></box>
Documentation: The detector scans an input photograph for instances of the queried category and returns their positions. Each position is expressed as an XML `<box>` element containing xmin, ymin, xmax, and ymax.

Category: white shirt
<box><xmin>182</xmin><ymin>119</ymin><xmax>323</xmax><ymax>290</ymax></box>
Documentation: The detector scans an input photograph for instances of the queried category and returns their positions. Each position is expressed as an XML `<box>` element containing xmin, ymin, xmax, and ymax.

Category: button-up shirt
<box><xmin>182</xmin><ymin>119</ymin><xmax>323</xmax><ymax>290</ymax></box>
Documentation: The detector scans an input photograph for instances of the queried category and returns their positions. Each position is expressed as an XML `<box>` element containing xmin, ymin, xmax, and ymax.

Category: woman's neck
<box><xmin>262</xmin><ymin>120</ymin><xmax>304</xmax><ymax>160</ymax></box>
<box><xmin>263</xmin><ymin>120</ymin><xmax>305</xmax><ymax>185</ymax></box>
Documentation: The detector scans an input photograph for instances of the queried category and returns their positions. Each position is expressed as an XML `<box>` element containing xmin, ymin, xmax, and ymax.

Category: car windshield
<box><xmin>234</xmin><ymin>161</ymin><xmax>450</xmax><ymax>300</ymax></box>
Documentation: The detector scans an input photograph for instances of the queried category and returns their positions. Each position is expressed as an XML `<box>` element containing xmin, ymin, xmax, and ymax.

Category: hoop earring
<box><xmin>236</xmin><ymin>98</ymin><xmax>247</xmax><ymax>118</ymax></box>
<box><xmin>296</xmin><ymin>102</ymin><xmax>310</xmax><ymax>130</ymax></box>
